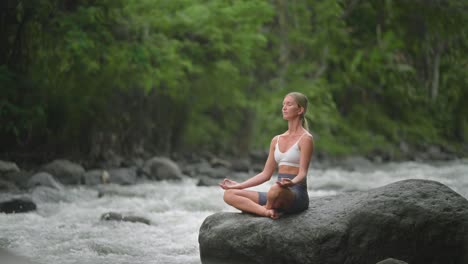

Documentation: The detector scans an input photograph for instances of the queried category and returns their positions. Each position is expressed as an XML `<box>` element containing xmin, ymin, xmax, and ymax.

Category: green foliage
<box><xmin>0</xmin><ymin>0</ymin><xmax>466</xmax><ymax>159</ymax></box>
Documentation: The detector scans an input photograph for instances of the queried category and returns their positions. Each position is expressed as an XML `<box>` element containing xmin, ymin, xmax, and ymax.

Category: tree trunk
<box><xmin>276</xmin><ymin>0</ymin><xmax>289</xmax><ymax>88</ymax></box>
<box><xmin>431</xmin><ymin>40</ymin><xmax>443</xmax><ymax>102</ymax></box>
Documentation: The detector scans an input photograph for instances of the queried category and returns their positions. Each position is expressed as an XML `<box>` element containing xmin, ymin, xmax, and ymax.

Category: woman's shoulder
<box><xmin>305</xmin><ymin>132</ymin><xmax>313</xmax><ymax>140</ymax></box>
<box><xmin>300</xmin><ymin>132</ymin><xmax>314</xmax><ymax>143</ymax></box>
<box><xmin>270</xmin><ymin>133</ymin><xmax>286</xmax><ymax>145</ymax></box>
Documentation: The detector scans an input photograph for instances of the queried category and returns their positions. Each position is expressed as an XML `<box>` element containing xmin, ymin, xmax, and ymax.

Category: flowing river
<box><xmin>1</xmin><ymin>159</ymin><xmax>467</xmax><ymax>264</ymax></box>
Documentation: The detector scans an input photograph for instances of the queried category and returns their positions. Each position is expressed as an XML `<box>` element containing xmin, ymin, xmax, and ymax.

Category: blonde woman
<box><xmin>220</xmin><ymin>92</ymin><xmax>314</xmax><ymax>219</ymax></box>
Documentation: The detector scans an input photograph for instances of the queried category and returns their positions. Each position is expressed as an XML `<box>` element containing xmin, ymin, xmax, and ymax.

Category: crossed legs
<box><xmin>223</xmin><ymin>184</ymin><xmax>295</xmax><ymax>219</ymax></box>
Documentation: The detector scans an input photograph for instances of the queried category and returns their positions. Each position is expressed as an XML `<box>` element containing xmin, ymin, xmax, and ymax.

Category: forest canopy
<box><xmin>1</xmin><ymin>0</ymin><xmax>467</xmax><ymax>162</ymax></box>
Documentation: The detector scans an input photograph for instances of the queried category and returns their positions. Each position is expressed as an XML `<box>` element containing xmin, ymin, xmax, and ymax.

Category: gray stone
<box><xmin>210</xmin><ymin>157</ymin><xmax>232</xmax><ymax>168</ymax></box>
<box><xmin>41</xmin><ymin>159</ymin><xmax>85</xmax><ymax>185</ymax></box>
<box><xmin>108</xmin><ymin>168</ymin><xmax>137</xmax><ymax>185</ymax></box>
<box><xmin>231</xmin><ymin>159</ymin><xmax>250</xmax><ymax>172</ymax></box>
<box><xmin>0</xmin><ymin>160</ymin><xmax>20</xmax><ymax>174</ymax></box>
<box><xmin>376</xmin><ymin>258</ymin><xmax>408</xmax><ymax>264</ymax></box>
<box><xmin>198</xmin><ymin>164</ymin><xmax>231</xmax><ymax>179</ymax></box>
<box><xmin>0</xmin><ymin>160</ymin><xmax>20</xmax><ymax>175</ymax></box>
<box><xmin>0</xmin><ymin>171</ymin><xmax>32</xmax><ymax>189</ymax></box>
<box><xmin>199</xmin><ymin>179</ymin><xmax>468</xmax><ymax>264</ymax></box>
<box><xmin>83</xmin><ymin>169</ymin><xmax>110</xmax><ymax>185</ymax></box>
<box><xmin>0</xmin><ymin>179</ymin><xmax>19</xmax><ymax>192</ymax></box>
<box><xmin>142</xmin><ymin>157</ymin><xmax>183</xmax><ymax>181</ymax></box>
<box><xmin>197</xmin><ymin>177</ymin><xmax>220</xmax><ymax>187</ymax></box>
<box><xmin>100</xmin><ymin>212</ymin><xmax>150</xmax><ymax>225</ymax></box>
<box><xmin>27</xmin><ymin>172</ymin><xmax>63</xmax><ymax>190</ymax></box>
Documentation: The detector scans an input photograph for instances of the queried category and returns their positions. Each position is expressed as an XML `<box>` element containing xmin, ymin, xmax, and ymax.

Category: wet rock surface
<box><xmin>199</xmin><ymin>179</ymin><xmax>468</xmax><ymax>264</ymax></box>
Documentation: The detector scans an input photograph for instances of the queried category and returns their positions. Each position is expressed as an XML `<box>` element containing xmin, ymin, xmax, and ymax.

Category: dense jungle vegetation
<box><xmin>1</xmin><ymin>0</ymin><xmax>467</xmax><ymax>163</ymax></box>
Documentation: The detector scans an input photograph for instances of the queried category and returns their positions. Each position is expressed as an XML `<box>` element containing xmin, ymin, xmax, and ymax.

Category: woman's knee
<box><xmin>267</xmin><ymin>184</ymin><xmax>282</xmax><ymax>200</ymax></box>
<box><xmin>223</xmin><ymin>189</ymin><xmax>239</xmax><ymax>204</ymax></box>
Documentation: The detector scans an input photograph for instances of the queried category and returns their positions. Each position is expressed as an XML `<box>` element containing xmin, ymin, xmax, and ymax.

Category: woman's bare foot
<box><xmin>263</xmin><ymin>207</ymin><xmax>280</xmax><ymax>220</ymax></box>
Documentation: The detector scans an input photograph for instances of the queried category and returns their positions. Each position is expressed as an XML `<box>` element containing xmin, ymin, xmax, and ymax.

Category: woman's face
<box><xmin>282</xmin><ymin>95</ymin><xmax>303</xmax><ymax>120</ymax></box>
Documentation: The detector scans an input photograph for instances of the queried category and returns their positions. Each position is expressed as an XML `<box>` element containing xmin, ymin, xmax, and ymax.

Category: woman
<box><xmin>220</xmin><ymin>92</ymin><xmax>314</xmax><ymax>219</ymax></box>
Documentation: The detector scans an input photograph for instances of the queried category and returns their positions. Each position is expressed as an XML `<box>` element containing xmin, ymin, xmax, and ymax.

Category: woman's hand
<box><xmin>219</xmin><ymin>179</ymin><xmax>243</xmax><ymax>190</ymax></box>
<box><xmin>276</xmin><ymin>178</ymin><xmax>295</xmax><ymax>188</ymax></box>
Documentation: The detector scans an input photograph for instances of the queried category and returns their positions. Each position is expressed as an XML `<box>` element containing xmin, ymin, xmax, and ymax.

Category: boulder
<box><xmin>1</xmin><ymin>171</ymin><xmax>33</xmax><ymax>189</ymax></box>
<box><xmin>196</xmin><ymin>162</ymin><xmax>231</xmax><ymax>179</ymax></box>
<box><xmin>230</xmin><ymin>158</ymin><xmax>250</xmax><ymax>172</ymax></box>
<box><xmin>0</xmin><ymin>160</ymin><xmax>20</xmax><ymax>174</ymax></box>
<box><xmin>0</xmin><ymin>179</ymin><xmax>19</xmax><ymax>192</ymax></box>
<box><xmin>108</xmin><ymin>168</ymin><xmax>137</xmax><ymax>185</ymax></box>
<box><xmin>0</xmin><ymin>197</ymin><xmax>36</xmax><ymax>214</ymax></box>
<box><xmin>41</xmin><ymin>159</ymin><xmax>85</xmax><ymax>185</ymax></box>
<box><xmin>199</xmin><ymin>179</ymin><xmax>468</xmax><ymax>264</ymax></box>
<box><xmin>210</xmin><ymin>157</ymin><xmax>232</xmax><ymax>168</ymax></box>
<box><xmin>142</xmin><ymin>157</ymin><xmax>183</xmax><ymax>181</ymax></box>
<box><xmin>27</xmin><ymin>172</ymin><xmax>63</xmax><ymax>190</ymax></box>
<box><xmin>83</xmin><ymin>169</ymin><xmax>110</xmax><ymax>185</ymax></box>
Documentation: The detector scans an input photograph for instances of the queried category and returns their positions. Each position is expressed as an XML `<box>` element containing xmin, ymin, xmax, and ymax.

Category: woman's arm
<box><xmin>291</xmin><ymin>134</ymin><xmax>314</xmax><ymax>184</ymax></box>
<box><xmin>220</xmin><ymin>136</ymin><xmax>278</xmax><ymax>190</ymax></box>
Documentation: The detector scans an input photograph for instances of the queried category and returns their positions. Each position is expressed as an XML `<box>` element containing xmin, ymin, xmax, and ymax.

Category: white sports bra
<box><xmin>274</xmin><ymin>133</ymin><xmax>308</xmax><ymax>167</ymax></box>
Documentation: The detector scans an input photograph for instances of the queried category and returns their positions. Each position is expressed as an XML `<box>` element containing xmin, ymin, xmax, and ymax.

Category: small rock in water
<box><xmin>100</xmin><ymin>212</ymin><xmax>150</xmax><ymax>225</ymax></box>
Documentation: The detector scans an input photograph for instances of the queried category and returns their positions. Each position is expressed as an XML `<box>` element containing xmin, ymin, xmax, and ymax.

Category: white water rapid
<box><xmin>1</xmin><ymin>159</ymin><xmax>467</xmax><ymax>264</ymax></box>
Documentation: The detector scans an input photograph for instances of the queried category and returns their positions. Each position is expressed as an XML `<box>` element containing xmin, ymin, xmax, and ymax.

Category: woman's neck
<box><xmin>287</xmin><ymin>119</ymin><xmax>303</xmax><ymax>135</ymax></box>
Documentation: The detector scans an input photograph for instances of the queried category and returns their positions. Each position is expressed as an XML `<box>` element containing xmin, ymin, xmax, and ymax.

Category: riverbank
<box><xmin>1</xmin><ymin>139</ymin><xmax>466</xmax><ymax>193</ymax></box>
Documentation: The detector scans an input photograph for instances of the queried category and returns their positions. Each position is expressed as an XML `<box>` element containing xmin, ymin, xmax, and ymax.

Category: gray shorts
<box><xmin>258</xmin><ymin>173</ymin><xmax>309</xmax><ymax>214</ymax></box>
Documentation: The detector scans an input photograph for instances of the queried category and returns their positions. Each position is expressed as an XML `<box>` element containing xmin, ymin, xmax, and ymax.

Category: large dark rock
<box><xmin>199</xmin><ymin>179</ymin><xmax>468</xmax><ymax>264</ymax></box>
<box><xmin>0</xmin><ymin>197</ymin><xmax>36</xmax><ymax>214</ymax></box>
